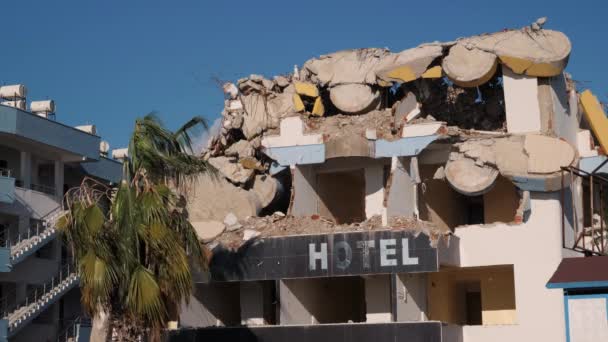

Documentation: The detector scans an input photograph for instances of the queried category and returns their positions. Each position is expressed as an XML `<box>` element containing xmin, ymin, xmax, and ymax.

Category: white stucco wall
<box><xmin>447</xmin><ymin>192</ymin><xmax>566</xmax><ymax>342</ymax></box>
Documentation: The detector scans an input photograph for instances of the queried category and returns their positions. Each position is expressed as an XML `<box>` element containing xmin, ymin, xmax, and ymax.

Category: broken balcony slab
<box><xmin>464</xmin><ymin>29</ymin><xmax>571</xmax><ymax>77</ymax></box>
<box><xmin>442</xmin><ymin>43</ymin><xmax>498</xmax><ymax>87</ymax></box>
<box><xmin>374</xmin><ymin>135</ymin><xmax>439</xmax><ymax>159</ymax></box>
<box><xmin>329</xmin><ymin>83</ymin><xmax>380</xmax><ymax>114</ymax></box>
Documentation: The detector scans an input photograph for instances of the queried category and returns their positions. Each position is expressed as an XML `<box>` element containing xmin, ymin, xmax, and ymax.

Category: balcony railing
<box><xmin>0</xmin><ymin>168</ymin><xmax>11</xmax><ymax>178</ymax></box>
<box><xmin>57</xmin><ymin>316</ymin><xmax>91</xmax><ymax>342</ymax></box>
<box><xmin>30</xmin><ymin>183</ymin><xmax>56</xmax><ymax>196</ymax></box>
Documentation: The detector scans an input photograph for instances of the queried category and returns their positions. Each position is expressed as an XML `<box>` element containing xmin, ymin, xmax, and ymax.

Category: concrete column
<box><xmin>386</xmin><ymin>157</ymin><xmax>417</xmax><ymax>219</ymax></box>
<box><xmin>279</xmin><ymin>279</ymin><xmax>314</xmax><ymax>325</ymax></box>
<box><xmin>240</xmin><ymin>282</ymin><xmax>266</xmax><ymax>325</ymax></box>
<box><xmin>19</xmin><ymin>151</ymin><xmax>31</xmax><ymax>188</ymax></box>
<box><xmin>291</xmin><ymin>165</ymin><xmax>318</xmax><ymax>217</ymax></box>
<box><xmin>54</xmin><ymin>160</ymin><xmax>64</xmax><ymax>200</ymax></box>
<box><xmin>364</xmin><ymin>165</ymin><xmax>384</xmax><ymax>219</ymax></box>
<box><xmin>503</xmin><ymin>65</ymin><xmax>542</xmax><ymax>134</ymax></box>
<box><xmin>395</xmin><ymin>273</ymin><xmax>428</xmax><ymax>322</ymax></box>
<box><xmin>364</xmin><ymin>275</ymin><xmax>392</xmax><ymax>323</ymax></box>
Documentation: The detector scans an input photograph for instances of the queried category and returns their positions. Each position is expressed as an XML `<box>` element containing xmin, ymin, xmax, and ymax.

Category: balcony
<box><xmin>0</xmin><ymin>170</ymin><xmax>15</xmax><ymax>204</ymax></box>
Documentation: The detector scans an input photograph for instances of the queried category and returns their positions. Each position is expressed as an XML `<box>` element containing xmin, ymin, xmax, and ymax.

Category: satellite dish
<box><xmin>99</xmin><ymin>140</ymin><xmax>110</xmax><ymax>153</ymax></box>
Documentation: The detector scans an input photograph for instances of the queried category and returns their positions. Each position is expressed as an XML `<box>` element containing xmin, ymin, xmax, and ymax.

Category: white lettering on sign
<box><xmin>402</xmin><ymin>238</ymin><xmax>419</xmax><ymax>265</ymax></box>
<box><xmin>334</xmin><ymin>241</ymin><xmax>352</xmax><ymax>270</ymax></box>
<box><xmin>308</xmin><ymin>238</ymin><xmax>420</xmax><ymax>272</ymax></box>
<box><xmin>380</xmin><ymin>239</ymin><xmax>397</xmax><ymax>266</ymax></box>
<box><xmin>309</xmin><ymin>243</ymin><xmax>328</xmax><ymax>270</ymax></box>
<box><xmin>356</xmin><ymin>240</ymin><xmax>375</xmax><ymax>269</ymax></box>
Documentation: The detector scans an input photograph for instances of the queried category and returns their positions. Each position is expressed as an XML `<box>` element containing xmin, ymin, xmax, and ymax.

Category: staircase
<box><xmin>1</xmin><ymin>263</ymin><xmax>79</xmax><ymax>337</ymax></box>
<box><xmin>56</xmin><ymin>317</ymin><xmax>91</xmax><ymax>342</ymax></box>
<box><xmin>5</xmin><ymin>207</ymin><xmax>66</xmax><ymax>266</ymax></box>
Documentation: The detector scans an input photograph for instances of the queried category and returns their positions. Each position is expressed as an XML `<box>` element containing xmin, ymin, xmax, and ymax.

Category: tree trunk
<box><xmin>89</xmin><ymin>308</ymin><xmax>110</xmax><ymax>342</ymax></box>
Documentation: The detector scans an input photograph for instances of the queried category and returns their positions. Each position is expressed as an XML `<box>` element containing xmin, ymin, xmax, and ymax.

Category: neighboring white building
<box><xmin>0</xmin><ymin>90</ymin><xmax>122</xmax><ymax>342</ymax></box>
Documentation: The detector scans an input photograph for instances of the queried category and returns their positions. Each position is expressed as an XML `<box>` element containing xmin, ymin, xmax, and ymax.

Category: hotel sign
<box><xmin>208</xmin><ymin>229</ymin><xmax>438</xmax><ymax>282</ymax></box>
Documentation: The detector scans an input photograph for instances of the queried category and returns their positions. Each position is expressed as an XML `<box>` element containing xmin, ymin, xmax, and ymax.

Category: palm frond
<box><xmin>126</xmin><ymin>265</ymin><xmax>166</xmax><ymax>327</ymax></box>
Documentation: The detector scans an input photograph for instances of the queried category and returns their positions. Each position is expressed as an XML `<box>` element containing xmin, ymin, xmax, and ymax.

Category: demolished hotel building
<box><xmin>171</xmin><ymin>19</ymin><xmax>608</xmax><ymax>342</ymax></box>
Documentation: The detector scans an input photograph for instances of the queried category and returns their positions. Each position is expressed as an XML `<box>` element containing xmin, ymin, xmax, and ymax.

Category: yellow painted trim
<box><xmin>294</xmin><ymin>81</ymin><xmax>319</xmax><ymax>98</ymax></box>
<box><xmin>377</xmin><ymin>79</ymin><xmax>393</xmax><ymax>87</ymax></box>
<box><xmin>384</xmin><ymin>65</ymin><xmax>417</xmax><ymax>83</ymax></box>
<box><xmin>499</xmin><ymin>55</ymin><xmax>563</xmax><ymax>77</ymax></box>
<box><xmin>580</xmin><ymin>90</ymin><xmax>608</xmax><ymax>153</ymax></box>
<box><xmin>498</xmin><ymin>56</ymin><xmax>532</xmax><ymax>74</ymax></box>
<box><xmin>525</xmin><ymin>62</ymin><xmax>562</xmax><ymax>77</ymax></box>
<box><xmin>293</xmin><ymin>94</ymin><xmax>305</xmax><ymax>112</ymax></box>
<box><xmin>311</xmin><ymin>97</ymin><xmax>325</xmax><ymax>116</ymax></box>
<box><xmin>422</xmin><ymin>65</ymin><xmax>443</xmax><ymax>79</ymax></box>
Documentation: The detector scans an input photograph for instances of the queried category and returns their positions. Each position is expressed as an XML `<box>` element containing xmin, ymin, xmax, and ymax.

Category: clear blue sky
<box><xmin>2</xmin><ymin>0</ymin><xmax>606</xmax><ymax>149</ymax></box>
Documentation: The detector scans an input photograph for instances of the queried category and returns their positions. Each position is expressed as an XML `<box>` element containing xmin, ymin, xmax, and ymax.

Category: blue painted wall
<box><xmin>0</xmin><ymin>105</ymin><xmax>100</xmax><ymax>160</ymax></box>
<box><xmin>80</xmin><ymin>157</ymin><xmax>123</xmax><ymax>184</ymax></box>
<box><xmin>0</xmin><ymin>176</ymin><xmax>14</xmax><ymax>204</ymax></box>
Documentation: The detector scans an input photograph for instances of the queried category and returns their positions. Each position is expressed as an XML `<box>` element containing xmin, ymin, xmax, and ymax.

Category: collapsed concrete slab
<box><xmin>442</xmin><ymin>43</ymin><xmax>498</xmax><ymax>87</ymax></box>
<box><xmin>448</xmin><ymin>134</ymin><xmax>576</xmax><ymax>192</ymax></box>
<box><xmin>445</xmin><ymin>157</ymin><xmax>499</xmax><ymax>196</ymax></box>
<box><xmin>463</xmin><ymin>29</ymin><xmax>571</xmax><ymax>77</ymax></box>
<box><xmin>301</xmin><ymin>48</ymin><xmax>390</xmax><ymax>86</ymax></box>
<box><xmin>375</xmin><ymin>45</ymin><xmax>444</xmax><ymax>84</ymax></box>
<box><xmin>329</xmin><ymin>84</ymin><xmax>380</xmax><ymax>114</ymax></box>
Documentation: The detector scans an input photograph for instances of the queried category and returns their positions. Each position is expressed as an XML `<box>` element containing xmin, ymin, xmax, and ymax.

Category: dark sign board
<box><xmin>165</xmin><ymin>322</ymin><xmax>442</xmax><ymax>342</ymax></box>
<box><xmin>207</xmin><ymin>229</ymin><xmax>437</xmax><ymax>282</ymax></box>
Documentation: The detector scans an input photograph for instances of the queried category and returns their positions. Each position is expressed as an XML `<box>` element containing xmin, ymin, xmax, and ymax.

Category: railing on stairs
<box><xmin>0</xmin><ymin>206</ymin><xmax>66</xmax><ymax>266</ymax></box>
<box><xmin>0</xmin><ymin>262</ymin><xmax>79</xmax><ymax>336</ymax></box>
<box><xmin>57</xmin><ymin>316</ymin><xmax>91</xmax><ymax>342</ymax></box>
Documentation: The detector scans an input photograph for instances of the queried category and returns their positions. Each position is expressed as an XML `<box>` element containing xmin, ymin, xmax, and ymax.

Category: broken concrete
<box><xmin>462</xmin><ymin>28</ymin><xmax>571</xmax><ymax>77</ymax></box>
<box><xmin>209</xmin><ymin>156</ymin><xmax>254</xmax><ymax>184</ymax></box>
<box><xmin>375</xmin><ymin>45</ymin><xmax>444</xmax><ymax>84</ymax></box>
<box><xmin>329</xmin><ymin>84</ymin><xmax>380</xmax><ymax>114</ymax></box>
<box><xmin>524</xmin><ymin>134</ymin><xmax>575</xmax><ymax>174</ymax></box>
<box><xmin>187</xmin><ymin>174</ymin><xmax>262</xmax><ymax>222</ymax></box>
<box><xmin>301</xmin><ymin>48</ymin><xmax>390</xmax><ymax>86</ymax></box>
<box><xmin>251</xmin><ymin>174</ymin><xmax>279</xmax><ymax>208</ymax></box>
<box><xmin>445</xmin><ymin>157</ymin><xmax>499</xmax><ymax>196</ymax></box>
<box><xmin>442</xmin><ymin>43</ymin><xmax>498</xmax><ymax>87</ymax></box>
<box><xmin>225</xmin><ymin>140</ymin><xmax>255</xmax><ymax>159</ymax></box>
<box><xmin>192</xmin><ymin>220</ymin><xmax>226</xmax><ymax>243</ymax></box>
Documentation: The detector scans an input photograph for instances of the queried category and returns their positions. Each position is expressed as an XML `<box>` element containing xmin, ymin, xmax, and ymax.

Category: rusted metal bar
<box><xmin>601</xmin><ymin>183</ymin><xmax>605</xmax><ymax>254</ymax></box>
<box><xmin>561</xmin><ymin>172</ymin><xmax>566</xmax><ymax>249</ymax></box>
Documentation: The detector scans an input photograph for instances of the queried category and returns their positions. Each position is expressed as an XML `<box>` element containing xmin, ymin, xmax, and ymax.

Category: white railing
<box><xmin>0</xmin><ymin>262</ymin><xmax>78</xmax><ymax>333</ymax></box>
<box><xmin>57</xmin><ymin>316</ymin><xmax>91</xmax><ymax>342</ymax></box>
<box><xmin>0</xmin><ymin>206</ymin><xmax>65</xmax><ymax>262</ymax></box>
<box><xmin>0</xmin><ymin>168</ymin><xmax>11</xmax><ymax>178</ymax></box>
<box><xmin>30</xmin><ymin>183</ymin><xmax>56</xmax><ymax>196</ymax></box>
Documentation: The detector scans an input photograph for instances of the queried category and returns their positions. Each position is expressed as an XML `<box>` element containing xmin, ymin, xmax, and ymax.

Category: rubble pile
<box><xmin>210</xmin><ymin>212</ymin><xmax>440</xmax><ymax>248</ymax></box>
<box><xmin>191</xmin><ymin>18</ymin><xmax>576</xmax><ymax>246</ymax></box>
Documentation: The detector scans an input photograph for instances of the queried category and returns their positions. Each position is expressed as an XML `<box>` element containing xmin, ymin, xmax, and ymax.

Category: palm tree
<box><xmin>58</xmin><ymin>114</ymin><xmax>212</xmax><ymax>341</ymax></box>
